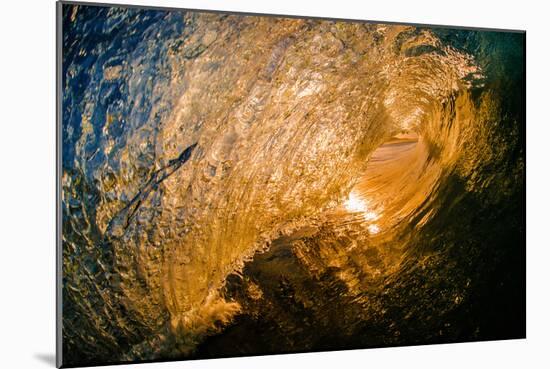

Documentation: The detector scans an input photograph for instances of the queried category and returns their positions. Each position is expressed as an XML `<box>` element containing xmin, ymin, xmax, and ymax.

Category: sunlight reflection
<box><xmin>368</xmin><ymin>224</ymin><xmax>380</xmax><ymax>234</ymax></box>
<box><xmin>344</xmin><ymin>191</ymin><xmax>382</xmax><ymax>227</ymax></box>
<box><xmin>344</xmin><ymin>192</ymin><xmax>368</xmax><ymax>213</ymax></box>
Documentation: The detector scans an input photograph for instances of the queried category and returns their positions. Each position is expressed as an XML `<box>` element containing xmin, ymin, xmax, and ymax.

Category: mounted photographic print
<box><xmin>57</xmin><ymin>1</ymin><xmax>526</xmax><ymax>367</ymax></box>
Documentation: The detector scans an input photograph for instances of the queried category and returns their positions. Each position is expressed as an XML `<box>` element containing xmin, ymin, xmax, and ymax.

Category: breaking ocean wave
<box><xmin>61</xmin><ymin>4</ymin><xmax>525</xmax><ymax>365</ymax></box>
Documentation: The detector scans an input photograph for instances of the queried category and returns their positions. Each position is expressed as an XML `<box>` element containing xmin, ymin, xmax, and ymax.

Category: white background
<box><xmin>0</xmin><ymin>0</ymin><xmax>548</xmax><ymax>368</ymax></box>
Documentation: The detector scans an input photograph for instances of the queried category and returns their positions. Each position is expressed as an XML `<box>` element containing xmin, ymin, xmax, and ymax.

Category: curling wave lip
<box><xmin>60</xmin><ymin>5</ymin><xmax>525</xmax><ymax>364</ymax></box>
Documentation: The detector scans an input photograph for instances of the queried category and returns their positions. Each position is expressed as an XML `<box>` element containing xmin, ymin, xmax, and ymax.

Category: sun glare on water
<box><xmin>344</xmin><ymin>192</ymin><xmax>368</xmax><ymax>213</ymax></box>
<box><xmin>368</xmin><ymin>224</ymin><xmax>380</xmax><ymax>234</ymax></box>
<box><xmin>344</xmin><ymin>192</ymin><xmax>382</xmax><ymax>231</ymax></box>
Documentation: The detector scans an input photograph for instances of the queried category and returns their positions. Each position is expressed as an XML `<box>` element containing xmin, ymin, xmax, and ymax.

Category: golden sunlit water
<box><xmin>60</xmin><ymin>4</ymin><xmax>525</xmax><ymax>366</ymax></box>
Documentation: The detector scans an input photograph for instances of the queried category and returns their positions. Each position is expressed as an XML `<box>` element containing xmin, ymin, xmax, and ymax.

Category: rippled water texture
<box><xmin>61</xmin><ymin>4</ymin><xmax>525</xmax><ymax>366</ymax></box>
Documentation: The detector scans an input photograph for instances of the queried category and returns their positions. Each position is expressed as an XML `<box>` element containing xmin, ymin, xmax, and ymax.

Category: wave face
<box><xmin>61</xmin><ymin>4</ymin><xmax>525</xmax><ymax>366</ymax></box>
